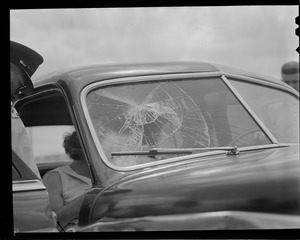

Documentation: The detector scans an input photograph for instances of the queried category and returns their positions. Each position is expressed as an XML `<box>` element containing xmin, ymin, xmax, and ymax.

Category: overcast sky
<box><xmin>10</xmin><ymin>6</ymin><xmax>298</xmax><ymax>81</ymax></box>
<box><xmin>10</xmin><ymin>6</ymin><xmax>299</xmax><ymax>157</ymax></box>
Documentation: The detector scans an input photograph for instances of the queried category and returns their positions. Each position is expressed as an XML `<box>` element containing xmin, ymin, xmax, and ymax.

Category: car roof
<box><xmin>33</xmin><ymin>61</ymin><xmax>286</xmax><ymax>89</ymax></box>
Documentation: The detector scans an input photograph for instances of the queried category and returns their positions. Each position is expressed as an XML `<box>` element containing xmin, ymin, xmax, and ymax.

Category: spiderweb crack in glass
<box><xmin>87</xmin><ymin>82</ymin><xmax>210</xmax><ymax>163</ymax></box>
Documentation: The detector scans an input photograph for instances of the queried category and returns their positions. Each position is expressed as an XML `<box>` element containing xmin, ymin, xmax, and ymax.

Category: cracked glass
<box><xmin>86</xmin><ymin>78</ymin><xmax>271</xmax><ymax>167</ymax></box>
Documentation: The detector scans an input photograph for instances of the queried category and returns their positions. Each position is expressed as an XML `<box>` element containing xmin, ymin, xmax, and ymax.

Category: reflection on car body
<box><xmin>13</xmin><ymin>62</ymin><xmax>299</xmax><ymax>232</ymax></box>
<box><xmin>12</xmin><ymin>150</ymin><xmax>57</xmax><ymax>232</ymax></box>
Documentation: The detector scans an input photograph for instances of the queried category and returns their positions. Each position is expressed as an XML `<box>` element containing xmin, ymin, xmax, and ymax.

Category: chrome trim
<box><xmin>13</xmin><ymin>179</ymin><xmax>46</xmax><ymax>193</ymax></box>
<box><xmin>81</xmin><ymin>72</ymin><xmax>282</xmax><ymax>172</ymax></box>
<box><xmin>81</xmin><ymin>72</ymin><xmax>223</xmax><ymax>172</ymax></box>
<box><xmin>221</xmin><ymin>75</ymin><xmax>278</xmax><ymax>144</ymax></box>
<box><xmin>222</xmin><ymin>72</ymin><xmax>299</xmax><ymax>97</ymax></box>
<box><xmin>13</xmin><ymin>179</ymin><xmax>41</xmax><ymax>184</ymax></box>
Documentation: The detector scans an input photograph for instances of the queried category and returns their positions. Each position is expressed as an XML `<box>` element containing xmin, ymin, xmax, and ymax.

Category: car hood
<box><xmin>79</xmin><ymin>145</ymin><xmax>300</xmax><ymax>229</ymax></box>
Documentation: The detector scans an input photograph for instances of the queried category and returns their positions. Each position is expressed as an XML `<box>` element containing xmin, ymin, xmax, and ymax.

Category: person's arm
<box><xmin>43</xmin><ymin>172</ymin><xmax>84</xmax><ymax>229</ymax></box>
<box><xmin>55</xmin><ymin>195</ymin><xmax>85</xmax><ymax>229</ymax></box>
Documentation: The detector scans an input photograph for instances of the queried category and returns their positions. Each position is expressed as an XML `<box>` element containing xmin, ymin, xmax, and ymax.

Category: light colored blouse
<box><xmin>44</xmin><ymin>165</ymin><xmax>92</xmax><ymax>204</ymax></box>
<box><xmin>43</xmin><ymin>165</ymin><xmax>92</xmax><ymax>229</ymax></box>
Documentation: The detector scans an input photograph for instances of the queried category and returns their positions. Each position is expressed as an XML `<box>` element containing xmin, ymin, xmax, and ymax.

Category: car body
<box><xmin>14</xmin><ymin>62</ymin><xmax>300</xmax><ymax>231</ymax></box>
<box><xmin>12</xmin><ymin>150</ymin><xmax>57</xmax><ymax>232</ymax></box>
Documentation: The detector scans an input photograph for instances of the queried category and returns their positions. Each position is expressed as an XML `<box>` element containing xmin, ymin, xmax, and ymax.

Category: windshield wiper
<box><xmin>111</xmin><ymin>146</ymin><xmax>239</xmax><ymax>157</ymax></box>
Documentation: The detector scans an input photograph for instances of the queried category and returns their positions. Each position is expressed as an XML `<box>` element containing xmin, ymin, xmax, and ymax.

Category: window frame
<box><xmin>13</xmin><ymin>86</ymin><xmax>95</xmax><ymax>182</ymax></box>
<box><xmin>225</xmin><ymin>75</ymin><xmax>299</xmax><ymax>144</ymax></box>
<box><xmin>81</xmin><ymin>72</ymin><xmax>280</xmax><ymax>172</ymax></box>
<box><xmin>221</xmin><ymin>75</ymin><xmax>278</xmax><ymax>144</ymax></box>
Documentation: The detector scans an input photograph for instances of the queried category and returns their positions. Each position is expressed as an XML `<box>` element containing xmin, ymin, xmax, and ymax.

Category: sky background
<box><xmin>10</xmin><ymin>7</ymin><xmax>299</xmax><ymax>157</ymax></box>
<box><xmin>10</xmin><ymin>6</ymin><xmax>298</xmax><ymax>81</ymax></box>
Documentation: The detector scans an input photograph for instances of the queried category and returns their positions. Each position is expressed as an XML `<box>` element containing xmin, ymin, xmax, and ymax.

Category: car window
<box><xmin>85</xmin><ymin>77</ymin><xmax>271</xmax><ymax>168</ymax></box>
<box><xmin>28</xmin><ymin>125</ymin><xmax>74</xmax><ymax>165</ymax></box>
<box><xmin>229</xmin><ymin>79</ymin><xmax>299</xmax><ymax>143</ymax></box>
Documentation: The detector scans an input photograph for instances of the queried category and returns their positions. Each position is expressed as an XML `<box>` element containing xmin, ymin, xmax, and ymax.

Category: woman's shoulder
<box><xmin>42</xmin><ymin>169</ymin><xmax>62</xmax><ymax>192</ymax></box>
<box><xmin>43</xmin><ymin>165</ymin><xmax>70</xmax><ymax>181</ymax></box>
<box><xmin>44</xmin><ymin>164</ymin><xmax>91</xmax><ymax>187</ymax></box>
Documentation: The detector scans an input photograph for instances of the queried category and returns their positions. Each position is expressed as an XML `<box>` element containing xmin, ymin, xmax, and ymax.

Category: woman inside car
<box><xmin>43</xmin><ymin>131</ymin><xmax>92</xmax><ymax>231</ymax></box>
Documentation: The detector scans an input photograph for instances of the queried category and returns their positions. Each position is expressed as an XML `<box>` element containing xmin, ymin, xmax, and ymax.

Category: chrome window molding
<box><xmin>81</xmin><ymin>72</ymin><xmax>226</xmax><ymax>172</ymax></box>
<box><xmin>13</xmin><ymin>179</ymin><xmax>46</xmax><ymax>193</ymax></box>
<box><xmin>222</xmin><ymin>72</ymin><xmax>299</xmax><ymax>97</ymax></box>
<box><xmin>81</xmin><ymin>72</ymin><xmax>280</xmax><ymax>172</ymax></box>
<box><xmin>221</xmin><ymin>75</ymin><xmax>278</xmax><ymax>144</ymax></box>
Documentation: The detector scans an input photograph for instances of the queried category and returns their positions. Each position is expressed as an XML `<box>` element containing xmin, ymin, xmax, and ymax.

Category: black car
<box><xmin>14</xmin><ymin>62</ymin><xmax>300</xmax><ymax>231</ymax></box>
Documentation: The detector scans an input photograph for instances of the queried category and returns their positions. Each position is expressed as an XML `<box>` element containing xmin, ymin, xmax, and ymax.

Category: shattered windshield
<box><xmin>86</xmin><ymin>77</ymin><xmax>271</xmax><ymax>168</ymax></box>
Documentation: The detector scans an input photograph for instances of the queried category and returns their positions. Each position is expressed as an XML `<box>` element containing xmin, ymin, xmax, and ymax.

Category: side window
<box><xmin>229</xmin><ymin>79</ymin><xmax>299</xmax><ymax>143</ymax></box>
<box><xmin>225</xmin><ymin>104</ymin><xmax>270</xmax><ymax>146</ymax></box>
<box><xmin>28</xmin><ymin>125</ymin><xmax>74</xmax><ymax>176</ymax></box>
<box><xmin>14</xmin><ymin>90</ymin><xmax>77</xmax><ymax>177</ymax></box>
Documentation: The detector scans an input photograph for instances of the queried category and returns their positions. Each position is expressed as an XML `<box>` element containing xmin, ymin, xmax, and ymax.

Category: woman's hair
<box><xmin>62</xmin><ymin>131</ymin><xmax>83</xmax><ymax>161</ymax></box>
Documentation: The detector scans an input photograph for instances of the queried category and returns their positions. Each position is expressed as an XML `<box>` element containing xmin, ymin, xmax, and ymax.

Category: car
<box><xmin>13</xmin><ymin>61</ymin><xmax>300</xmax><ymax>232</ymax></box>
